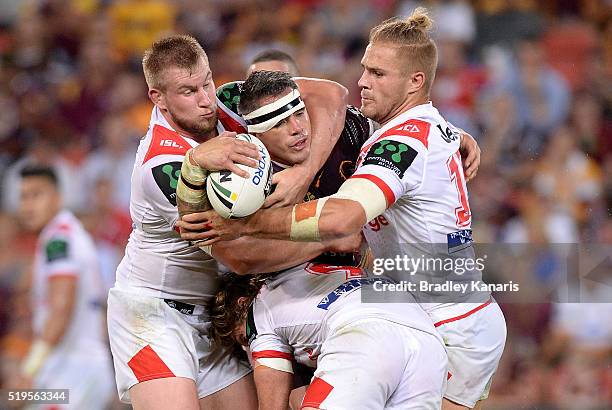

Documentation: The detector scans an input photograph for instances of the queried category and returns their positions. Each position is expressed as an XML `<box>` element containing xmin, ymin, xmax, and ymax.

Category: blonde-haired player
<box><xmin>180</xmin><ymin>8</ymin><xmax>506</xmax><ymax>410</ymax></box>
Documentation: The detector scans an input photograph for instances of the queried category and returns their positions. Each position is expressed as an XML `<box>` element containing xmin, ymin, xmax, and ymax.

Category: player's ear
<box><xmin>149</xmin><ymin>88</ymin><xmax>166</xmax><ymax>110</ymax></box>
<box><xmin>236</xmin><ymin>296</ymin><xmax>250</xmax><ymax>309</ymax></box>
<box><xmin>409</xmin><ymin>71</ymin><xmax>425</xmax><ymax>92</ymax></box>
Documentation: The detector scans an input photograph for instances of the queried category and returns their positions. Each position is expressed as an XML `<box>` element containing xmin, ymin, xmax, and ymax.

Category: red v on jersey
<box><xmin>143</xmin><ymin>125</ymin><xmax>191</xmax><ymax>164</ymax></box>
<box><xmin>379</xmin><ymin>119</ymin><xmax>430</xmax><ymax>149</ymax></box>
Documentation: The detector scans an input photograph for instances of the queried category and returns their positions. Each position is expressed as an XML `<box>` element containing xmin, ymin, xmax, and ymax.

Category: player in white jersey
<box><xmin>13</xmin><ymin>165</ymin><xmax>113</xmax><ymax>409</ymax></box>
<box><xmin>107</xmin><ymin>35</ymin><xmax>351</xmax><ymax>410</ymax></box>
<box><xmin>210</xmin><ymin>266</ymin><xmax>447</xmax><ymax>410</ymax></box>
<box><xmin>180</xmin><ymin>9</ymin><xmax>506</xmax><ymax>410</ymax></box>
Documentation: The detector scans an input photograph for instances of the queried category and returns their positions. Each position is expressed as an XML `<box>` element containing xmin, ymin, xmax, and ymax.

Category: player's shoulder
<box><xmin>216</xmin><ymin>81</ymin><xmax>243</xmax><ymax>115</ymax></box>
<box><xmin>39</xmin><ymin>211</ymin><xmax>81</xmax><ymax>262</ymax></box>
<box><xmin>216</xmin><ymin>81</ymin><xmax>247</xmax><ymax>133</ymax></box>
<box><xmin>379</xmin><ymin>118</ymin><xmax>431</xmax><ymax>151</ymax></box>
<box><xmin>378</xmin><ymin>103</ymin><xmax>452</xmax><ymax>150</ymax></box>
<box><xmin>140</xmin><ymin>124</ymin><xmax>192</xmax><ymax>166</ymax></box>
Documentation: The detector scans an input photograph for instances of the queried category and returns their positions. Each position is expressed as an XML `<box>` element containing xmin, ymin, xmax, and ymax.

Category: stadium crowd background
<box><xmin>0</xmin><ymin>0</ymin><xmax>610</xmax><ymax>408</ymax></box>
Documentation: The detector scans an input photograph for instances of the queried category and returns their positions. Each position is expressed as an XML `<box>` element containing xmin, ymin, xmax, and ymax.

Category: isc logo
<box><xmin>160</xmin><ymin>139</ymin><xmax>184</xmax><ymax>148</ymax></box>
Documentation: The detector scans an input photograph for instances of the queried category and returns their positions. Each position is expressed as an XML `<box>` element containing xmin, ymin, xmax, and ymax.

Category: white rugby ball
<box><xmin>207</xmin><ymin>134</ymin><xmax>273</xmax><ymax>218</ymax></box>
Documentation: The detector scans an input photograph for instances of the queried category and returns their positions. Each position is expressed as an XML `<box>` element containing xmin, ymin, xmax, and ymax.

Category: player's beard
<box><xmin>170</xmin><ymin>109</ymin><xmax>219</xmax><ymax>141</ymax></box>
<box><xmin>360</xmin><ymin>101</ymin><xmax>384</xmax><ymax>124</ymax></box>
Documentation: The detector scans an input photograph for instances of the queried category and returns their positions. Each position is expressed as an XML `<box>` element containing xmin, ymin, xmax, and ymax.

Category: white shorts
<box><xmin>302</xmin><ymin>318</ymin><xmax>447</xmax><ymax>409</ymax></box>
<box><xmin>32</xmin><ymin>347</ymin><xmax>114</xmax><ymax>410</ymax></box>
<box><xmin>428</xmin><ymin>299</ymin><xmax>507</xmax><ymax>408</ymax></box>
<box><xmin>107</xmin><ymin>287</ymin><xmax>251</xmax><ymax>403</ymax></box>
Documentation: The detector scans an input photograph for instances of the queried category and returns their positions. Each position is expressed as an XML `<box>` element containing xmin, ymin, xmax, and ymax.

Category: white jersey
<box><xmin>352</xmin><ymin>102</ymin><xmax>489</xmax><ymax>306</ymax></box>
<box><xmin>115</xmin><ymin>100</ymin><xmax>245</xmax><ymax>305</ymax></box>
<box><xmin>247</xmin><ymin>263</ymin><xmax>439</xmax><ymax>370</ymax></box>
<box><xmin>33</xmin><ymin>210</ymin><xmax>107</xmax><ymax>355</ymax></box>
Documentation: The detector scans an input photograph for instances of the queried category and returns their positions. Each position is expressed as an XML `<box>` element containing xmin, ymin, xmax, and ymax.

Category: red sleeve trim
<box><xmin>434</xmin><ymin>298</ymin><xmax>492</xmax><ymax>327</ymax></box>
<box><xmin>251</xmin><ymin>350</ymin><xmax>294</xmax><ymax>361</ymax></box>
<box><xmin>350</xmin><ymin>174</ymin><xmax>396</xmax><ymax>206</ymax></box>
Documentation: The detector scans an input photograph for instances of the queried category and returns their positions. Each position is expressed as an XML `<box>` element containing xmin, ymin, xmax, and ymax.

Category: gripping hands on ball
<box><xmin>190</xmin><ymin>131</ymin><xmax>260</xmax><ymax>179</ymax></box>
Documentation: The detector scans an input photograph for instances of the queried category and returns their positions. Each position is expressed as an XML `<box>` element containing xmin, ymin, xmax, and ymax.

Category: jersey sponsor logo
<box><xmin>363</xmin><ymin>140</ymin><xmax>418</xmax><ymax>178</ymax></box>
<box><xmin>367</xmin><ymin>215</ymin><xmax>389</xmax><ymax>232</ymax></box>
<box><xmin>152</xmin><ymin>162</ymin><xmax>182</xmax><ymax>206</ymax></box>
<box><xmin>164</xmin><ymin>299</ymin><xmax>196</xmax><ymax>314</ymax></box>
<box><xmin>246</xmin><ymin>304</ymin><xmax>258</xmax><ymax>345</ymax></box>
<box><xmin>46</xmin><ymin>239</ymin><xmax>69</xmax><ymax>262</ymax></box>
<box><xmin>447</xmin><ymin>229</ymin><xmax>473</xmax><ymax>253</ymax></box>
<box><xmin>436</xmin><ymin>124</ymin><xmax>459</xmax><ymax>143</ymax></box>
<box><xmin>317</xmin><ymin>277</ymin><xmax>392</xmax><ymax>310</ymax></box>
<box><xmin>143</xmin><ymin>125</ymin><xmax>191</xmax><ymax>164</ymax></box>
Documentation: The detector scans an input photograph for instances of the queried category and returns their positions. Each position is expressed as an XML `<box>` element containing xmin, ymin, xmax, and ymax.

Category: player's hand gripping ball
<box><xmin>207</xmin><ymin>134</ymin><xmax>273</xmax><ymax>218</ymax></box>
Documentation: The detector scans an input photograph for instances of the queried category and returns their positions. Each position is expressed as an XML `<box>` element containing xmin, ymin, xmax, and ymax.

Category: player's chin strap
<box><xmin>243</xmin><ymin>88</ymin><xmax>305</xmax><ymax>133</ymax></box>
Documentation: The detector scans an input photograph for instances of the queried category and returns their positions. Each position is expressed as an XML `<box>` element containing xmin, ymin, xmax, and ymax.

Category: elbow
<box><xmin>333</xmin><ymin>83</ymin><xmax>349</xmax><ymax>106</ymax></box>
<box><xmin>327</xmin><ymin>83</ymin><xmax>348</xmax><ymax>115</ymax></box>
<box><xmin>219</xmin><ymin>258</ymin><xmax>256</xmax><ymax>276</ymax></box>
<box><xmin>232</xmin><ymin>262</ymin><xmax>257</xmax><ymax>276</ymax></box>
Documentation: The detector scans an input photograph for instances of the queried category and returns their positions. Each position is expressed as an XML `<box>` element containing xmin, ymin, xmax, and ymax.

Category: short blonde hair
<box><xmin>142</xmin><ymin>34</ymin><xmax>208</xmax><ymax>90</ymax></box>
<box><xmin>369</xmin><ymin>7</ymin><xmax>437</xmax><ymax>92</ymax></box>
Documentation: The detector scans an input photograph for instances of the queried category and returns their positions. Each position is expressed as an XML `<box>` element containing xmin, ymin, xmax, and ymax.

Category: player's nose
<box><xmin>357</xmin><ymin>70</ymin><xmax>369</xmax><ymax>89</ymax></box>
<box><xmin>197</xmin><ymin>89</ymin><xmax>214</xmax><ymax>108</ymax></box>
<box><xmin>288</xmin><ymin>114</ymin><xmax>303</xmax><ymax>135</ymax></box>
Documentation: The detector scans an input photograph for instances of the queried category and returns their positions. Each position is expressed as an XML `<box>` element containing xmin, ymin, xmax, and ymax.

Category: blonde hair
<box><xmin>369</xmin><ymin>7</ymin><xmax>437</xmax><ymax>92</ymax></box>
<box><xmin>142</xmin><ymin>34</ymin><xmax>208</xmax><ymax>90</ymax></box>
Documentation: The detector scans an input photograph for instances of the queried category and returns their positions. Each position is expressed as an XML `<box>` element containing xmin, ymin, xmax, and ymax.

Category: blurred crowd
<box><xmin>0</xmin><ymin>0</ymin><xmax>610</xmax><ymax>408</ymax></box>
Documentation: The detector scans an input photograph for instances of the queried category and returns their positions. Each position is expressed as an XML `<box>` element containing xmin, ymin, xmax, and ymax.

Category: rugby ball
<box><xmin>206</xmin><ymin>134</ymin><xmax>273</xmax><ymax>218</ymax></box>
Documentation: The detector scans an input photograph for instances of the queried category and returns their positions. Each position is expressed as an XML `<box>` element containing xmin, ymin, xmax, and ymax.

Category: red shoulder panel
<box><xmin>379</xmin><ymin>118</ymin><xmax>430</xmax><ymax>149</ymax></box>
<box><xmin>143</xmin><ymin>125</ymin><xmax>191</xmax><ymax>164</ymax></box>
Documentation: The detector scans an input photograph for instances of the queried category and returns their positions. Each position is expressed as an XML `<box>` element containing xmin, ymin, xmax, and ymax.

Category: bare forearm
<box><xmin>243</xmin><ymin>199</ymin><xmax>366</xmax><ymax>241</ymax></box>
<box><xmin>254</xmin><ymin>367</ymin><xmax>292</xmax><ymax>410</ymax></box>
<box><xmin>213</xmin><ymin>237</ymin><xmax>326</xmax><ymax>275</ymax></box>
<box><xmin>41</xmin><ymin>310</ymin><xmax>72</xmax><ymax>346</ymax></box>
<box><xmin>41</xmin><ymin>278</ymin><xmax>77</xmax><ymax>346</ymax></box>
<box><xmin>244</xmin><ymin>206</ymin><xmax>294</xmax><ymax>240</ymax></box>
<box><xmin>296</xmin><ymin>78</ymin><xmax>348</xmax><ymax>172</ymax></box>
<box><xmin>177</xmin><ymin>197</ymin><xmax>210</xmax><ymax>219</ymax></box>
